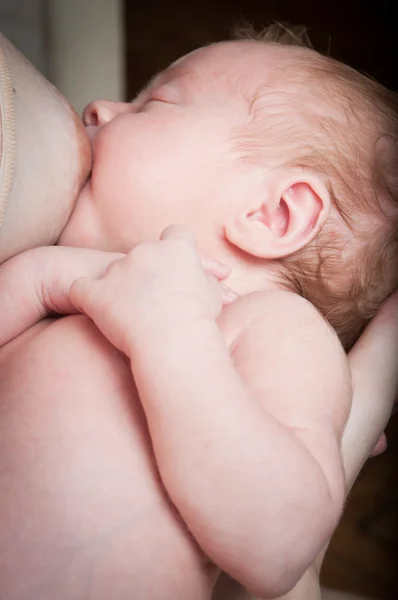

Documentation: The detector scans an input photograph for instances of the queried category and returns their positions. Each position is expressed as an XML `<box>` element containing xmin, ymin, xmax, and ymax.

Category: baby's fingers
<box><xmin>219</xmin><ymin>282</ymin><xmax>238</xmax><ymax>305</ymax></box>
<box><xmin>69</xmin><ymin>276</ymin><xmax>101</xmax><ymax>317</ymax></box>
<box><xmin>201</xmin><ymin>258</ymin><xmax>231</xmax><ymax>281</ymax></box>
<box><xmin>205</xmin><ymin>271</ymin><xmax>238</xmax><ymax>308</ymax></box>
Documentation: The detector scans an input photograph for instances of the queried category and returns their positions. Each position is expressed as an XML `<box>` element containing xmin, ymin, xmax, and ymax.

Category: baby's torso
<box><xmin>0</xmin><ymin>292</ymin><xmax>329</xmax><ymax>598</ymax></box>
<box><xmin>0</xmin><ymin>313</ymin><xmax>226</xmax><ymax>598</ymax></box>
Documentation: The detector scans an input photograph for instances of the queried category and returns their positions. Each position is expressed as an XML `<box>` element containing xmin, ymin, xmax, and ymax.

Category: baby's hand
<box><xmin>70</xmin><ymin>225</ymin><xmax>236</xmax><ymax>356</ymax></box>
<box><xmin>0</xmin><ymin>246</ymin><xmax>126</xmax><ymax>347</ymax></box>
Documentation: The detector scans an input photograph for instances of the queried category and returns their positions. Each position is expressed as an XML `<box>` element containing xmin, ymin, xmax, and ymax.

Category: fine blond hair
<box><xmin>235</xmin><ymin>23</ymin><xmax>398</xmax><ymax>349</ymax></box>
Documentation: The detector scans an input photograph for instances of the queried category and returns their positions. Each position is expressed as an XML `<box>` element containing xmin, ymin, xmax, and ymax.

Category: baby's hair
<box><xmin>234</xmin><ymin>23</ymin><xmax>398</xmax><ymax>349</ymax></box>
<box><xmin>234</xmin><ymin>21</ymin><xmax>314</xmax><ymax>49</ymax></box>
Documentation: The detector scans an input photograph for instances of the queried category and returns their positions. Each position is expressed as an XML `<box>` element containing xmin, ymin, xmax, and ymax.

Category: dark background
<box><xmin>124</xmin><ymin>2</ymin><xmax>397</xmax><ymax>597</ymax></box>
<box><xmin>125</xmin><ymin>0</ymin><xmax>397</xmax><ymax>98</ymax></box>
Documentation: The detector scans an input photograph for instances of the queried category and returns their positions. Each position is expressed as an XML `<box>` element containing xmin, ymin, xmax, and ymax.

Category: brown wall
<box><xmin>125</xmin><ymin>0</ymin><xmax>397</xmax><ymax>98</ymax></box>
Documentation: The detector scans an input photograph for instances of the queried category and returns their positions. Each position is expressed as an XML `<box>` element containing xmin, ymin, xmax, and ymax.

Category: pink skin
<box><xmin>0</xmin><ymin>40</ymin><xmax>395</xmax><ymax>600</ymax></box>
<box><xmin>58</xmin><ymin>42</ymin><xmax>277</xmax><ymax>258</ymax></box>
<box><xmin>371</xmin><ymin>432</ymin><xmax>387</xmax><ymax>456</ymax></box>
<box><xmin>0</xmin><ymin>245</ymin><xmax>236</xmax><ymax>350</ymax></box>
<box><xmin>59</xmin><ymin>40</ymin><xmax>392</xmax><ymax>457</ymax></box>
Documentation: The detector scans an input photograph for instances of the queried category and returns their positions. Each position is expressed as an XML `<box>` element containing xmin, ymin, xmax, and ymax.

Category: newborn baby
<box><xmin>0</xmin><ymin>28</ymin><xmax>397</xmax><ymax>600</ymax></box>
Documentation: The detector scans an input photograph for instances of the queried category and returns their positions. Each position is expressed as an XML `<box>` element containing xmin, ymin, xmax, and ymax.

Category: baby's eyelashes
<box><xmin>134</xmin><ymin>82</ymin><xmax>182</xmax><ymax>112</ymax></box>
<box><xmin>150</xmin><ymin>84</ymin><xmax>180</xmax><ymax>105</ymax></box>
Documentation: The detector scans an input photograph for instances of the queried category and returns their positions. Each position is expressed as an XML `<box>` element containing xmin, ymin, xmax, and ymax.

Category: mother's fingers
<box><xmin>344</xmin><ymin>292</ymin><xmax>398</xmax><ymax>491</ymax></box>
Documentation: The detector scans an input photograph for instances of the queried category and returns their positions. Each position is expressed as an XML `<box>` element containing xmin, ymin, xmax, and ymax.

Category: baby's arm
<box><xmin>213</xmin><ymin>293</ymin><xmax>398</xmax><ymax>600</ymax></box>
<box><xmin>0</xmin><ymin>247</ymin><xmax>124</xmax><ymax>347</ymax></box>
<box><xmin>212</xmin><ymin>292</ymin><xmax>350</xmax><ymax>593</ymax></box>
<box><xmin>0</xmin><ymin>246</ymin><xmax>227</xmax><ymax>347</ymax></box>
<box><xmin>136</xmin><ymin>293</ymin><xmax>349</xmax><ymax>598</ymax></box>
<box><xmin>70</xmin><ymin>230</ymin><xmax>351</xmax><ymax>599</ymax></box>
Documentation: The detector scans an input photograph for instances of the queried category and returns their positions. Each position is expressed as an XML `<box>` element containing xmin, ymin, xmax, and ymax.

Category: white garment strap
<box><xmin>0</xmin><ymin>43</ymin><xmax>16</xmax><ymax>227</ymax></box>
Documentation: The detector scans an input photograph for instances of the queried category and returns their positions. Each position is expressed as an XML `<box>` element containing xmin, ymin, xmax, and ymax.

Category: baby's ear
<box><xmin>224</xmin><ymin>168</ymin><xmax>331</xmax><ymax>259</ymax></box>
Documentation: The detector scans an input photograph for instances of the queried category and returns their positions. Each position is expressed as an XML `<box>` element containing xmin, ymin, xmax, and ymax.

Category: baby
<box><xmin>1</xmin><ymin>27</ymin><xmax>398</xmax><ymax>600</ymax></box>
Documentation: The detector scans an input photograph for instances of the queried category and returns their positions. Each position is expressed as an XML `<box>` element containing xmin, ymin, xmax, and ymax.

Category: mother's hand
<box><xmin>213</xmin><ymin>292</ymin><xmax>398</xmax><ymax>600</ymax></box>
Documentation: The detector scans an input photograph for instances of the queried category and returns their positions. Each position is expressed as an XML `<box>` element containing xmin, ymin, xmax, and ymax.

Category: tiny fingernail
<box><xmin>218</xmin><ymin>265</ymin><xmax>231</xmax><ymax>276</ymax></box>
<box><xmin>222</xmin><ymin>294</ymin><xmax>237</xmax><ymax>305</ymax></box>
<box><xmin>221</xmin><ymin>284</ymin><xmax>238</xmax><ymax>298</ymax></box>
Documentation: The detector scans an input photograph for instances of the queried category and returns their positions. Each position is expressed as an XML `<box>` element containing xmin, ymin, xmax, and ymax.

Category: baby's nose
<box><xmin>82</xmin><ymin>100</ymin><xmax>131</xmax><ymax>126</ymax></box>
<box><xmin>83</xmin><ymin>101</ymin><xmax>114</xmax><ymax>126</ymax></box>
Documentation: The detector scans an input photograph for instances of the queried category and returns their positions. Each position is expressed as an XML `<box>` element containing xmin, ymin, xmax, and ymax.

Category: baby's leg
<box><xmin>0</xmin><ymin>316</ymin><xmax>217</xmax><ymax>600</ymax></box>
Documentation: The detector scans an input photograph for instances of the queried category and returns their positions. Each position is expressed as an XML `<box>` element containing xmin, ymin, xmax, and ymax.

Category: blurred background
<box><xmin>1</xmin><ymin>1</ymin><xmax>397</xmax><ymax>598</ymax></box>
<box><xmin>0</xmin><ymin>0</ymin><xmax>124</xmax><ymax>114</ymax></box>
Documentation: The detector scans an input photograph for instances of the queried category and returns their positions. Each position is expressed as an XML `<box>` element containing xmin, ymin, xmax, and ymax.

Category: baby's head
<box><xmin>235</xmin><ymin>26</ymin><xmax>398</xmax><ymax>349</ymax></box>
<box><xmin>61</xmin><ymin>28</ymin><xmax>398</xmax><ymax>349</ymax></box>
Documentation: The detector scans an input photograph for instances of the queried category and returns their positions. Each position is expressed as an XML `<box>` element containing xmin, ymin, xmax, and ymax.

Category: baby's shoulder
<box><xmin>218</xmin><ymin>290</ymin><xmax>335</xmax><ymax>349</ymax></box>
<box><xmin>219</xmin><ymin>291</ymin><xmax>351</xmax><ymax>430</ymax></box>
